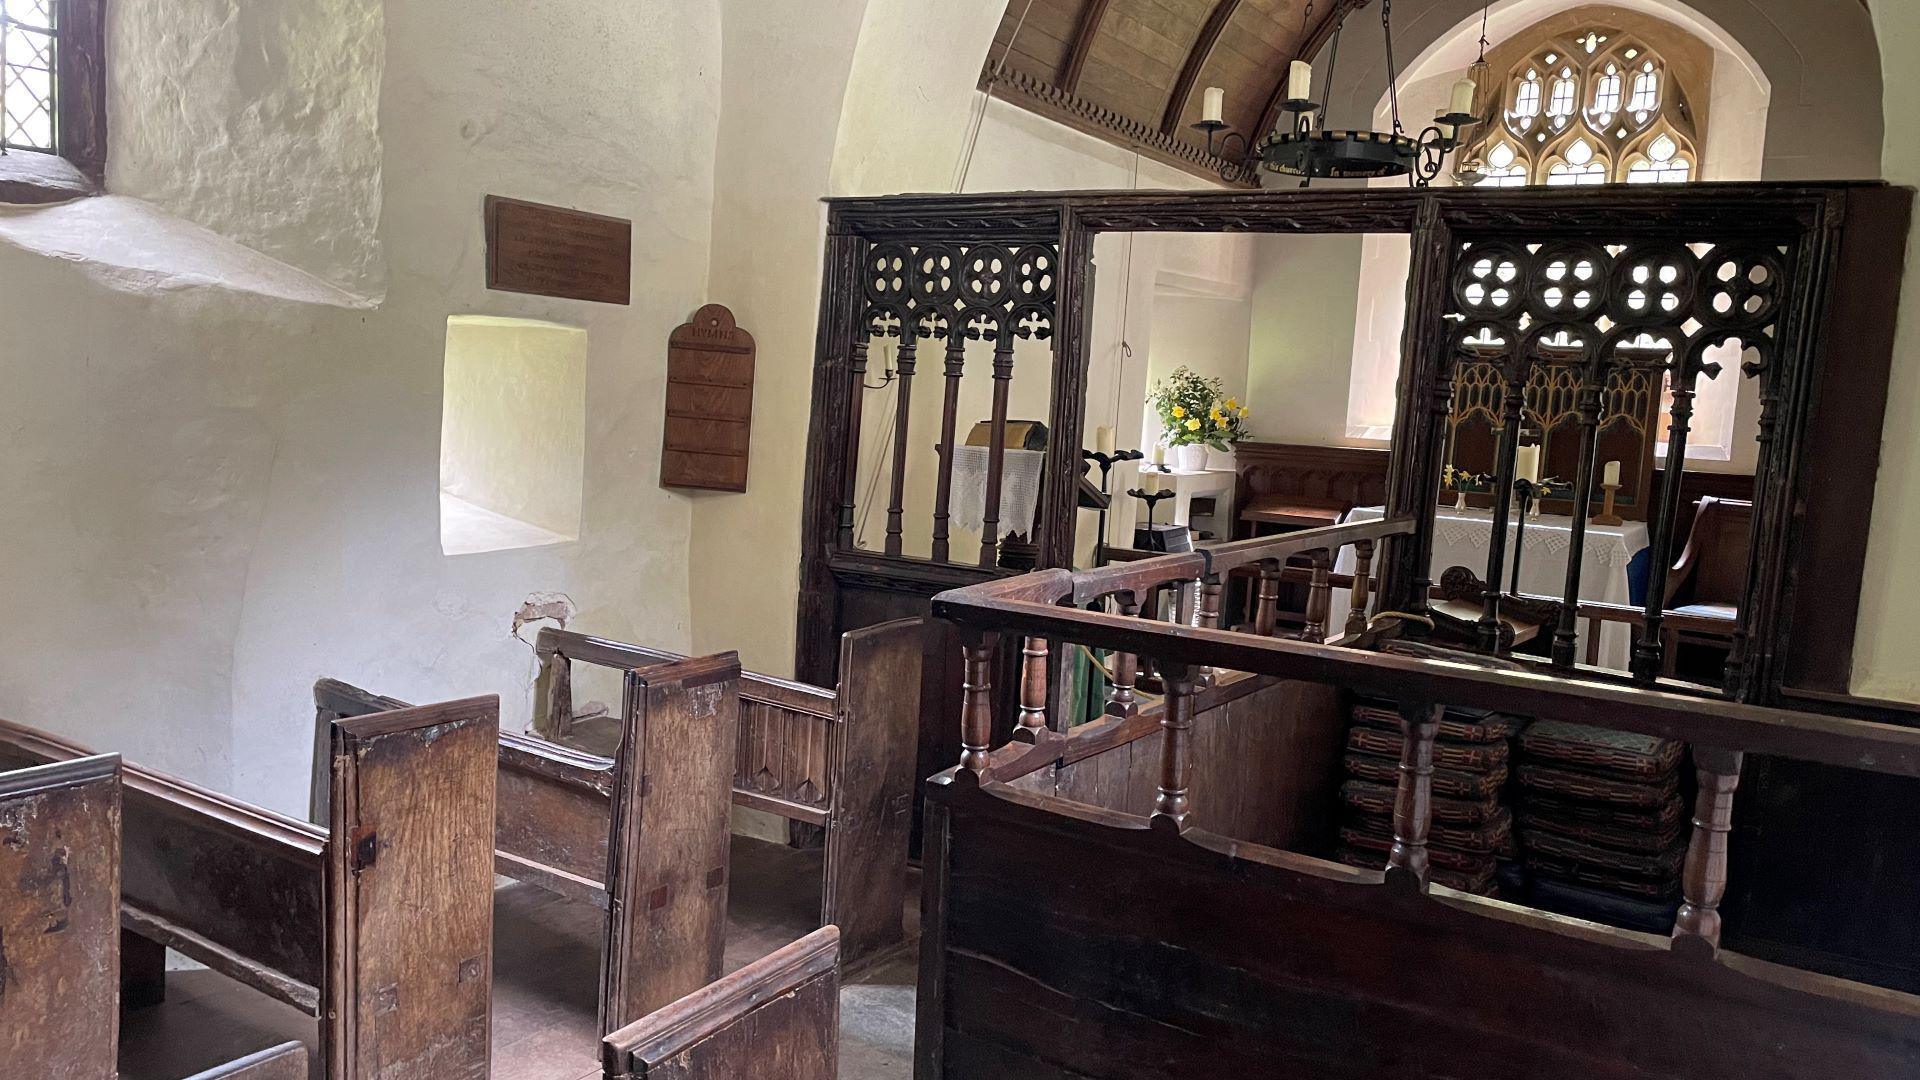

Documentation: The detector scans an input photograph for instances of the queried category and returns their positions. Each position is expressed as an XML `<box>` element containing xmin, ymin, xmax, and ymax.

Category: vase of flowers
<box><xmin>1148</xmin><ymin>366</ymin><xmax>1250</xmax><ymax>472</ymax></box>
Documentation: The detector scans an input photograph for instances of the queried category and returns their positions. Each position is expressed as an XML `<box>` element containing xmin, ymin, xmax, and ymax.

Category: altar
<box><xmin>1330</xmin><ymin>504</ymin><xmax>1650</xmax><ymax>670</ymax></box>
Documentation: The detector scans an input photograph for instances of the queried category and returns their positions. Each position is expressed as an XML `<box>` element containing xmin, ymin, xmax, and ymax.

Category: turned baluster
<box><xmin>1300</xmin><ymin>549</ymin><xmax>1333</xmax><ymax>642</ymax></box>
<box><xmin>1152</xmin><ymin>662</ymin><xmax>1197</xmax><ymax>829</ymax></box>
<box><xmin>882</xmin><ymin>329</ymin><xmax>920</xmax><ymax>556</ymax></box>
<box><xmin>1198</xmin><ymin>575</ymin><xmax>1224</xmax><ymax>687</ymax></box>
<box><xmin>1389</xmin><ymin>702</ymin><xmax>1443</xmax><ymax>887</ymax></box>
<box><xmin>1345</xmin><ymin>540</ymin><xmax>1375</xmax><ymax>637</ymax></box>
<box><xmin>1015</xmin><ymin>636</ymin><xmax>1049</xmax><ymax>739</ymax></box>
<box><xmin>1674</xmin><ymin>748</ymin><xmax>1743</xmax><ymax>950</ymax></box>
<box><xmin>960</xmin><ymin>633</ymin><xmax>997</xmax><ymax>775</ymax></box>
<box><xmin>1254</xmin><ymin>562</ymin><xmax>1281</xmax><ymax>637</ymax></box>
<box><xmin>930</xmin><ymin>329</ymin><xmax>967</xmax><ymax>562</ymax></box>
<box><xmin>1105</xmin><ymin>595</ymin><xmax>1141</xmax><ymax>718</ymax></box>
<box><xmin>978</xmin><ymin>336</ymin><xmax>1015</xmax><ymax>567</ymax></box>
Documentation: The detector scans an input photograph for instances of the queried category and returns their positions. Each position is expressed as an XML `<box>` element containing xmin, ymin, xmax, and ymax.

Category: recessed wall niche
<box><xmin>438</xmin><ymin>315</ymin><xmax>587</xmax><ymax>556</ymax></box>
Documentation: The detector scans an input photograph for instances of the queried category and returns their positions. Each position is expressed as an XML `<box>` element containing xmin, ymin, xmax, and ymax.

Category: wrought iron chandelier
<box><xmin>1257</xmin><ymin>0</ymin><xmax>1480</xmax><ymax>186</ymax></box>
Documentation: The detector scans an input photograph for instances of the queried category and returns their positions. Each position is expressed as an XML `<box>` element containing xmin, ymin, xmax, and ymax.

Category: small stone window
<box><xmin>0</xmin><ymin>0</ymin><xmax>106</xmax><ymax>204</ymax></box>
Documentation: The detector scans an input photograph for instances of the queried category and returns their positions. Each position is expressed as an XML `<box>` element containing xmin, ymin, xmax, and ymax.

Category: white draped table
<box><xmin>1329</xmin><ymin>504</ymin><xmax>1650</xmax><ymax>670</ymax></box>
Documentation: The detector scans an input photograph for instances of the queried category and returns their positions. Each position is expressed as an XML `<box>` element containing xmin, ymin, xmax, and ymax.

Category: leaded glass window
<box><xmin>1456</xmin><ymin>19</ymin><xmax>1703</xmax><ymax>188</ymax></box>
<box><xmin>1</xmin><ymin>0</ymin><xmax>57</xmax><ymax>153</ymax></box>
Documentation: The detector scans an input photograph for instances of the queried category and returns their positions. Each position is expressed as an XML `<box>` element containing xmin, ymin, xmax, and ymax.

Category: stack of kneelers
<box><xmin>1333</xmin><ymin>700</ymin><xmax>1518</xmax><ymax>895</ymax></box>
<box><xmin>1513</xmin><ymin>719</ymin><xmax>1687</xmax><ymax>923</ymax></box>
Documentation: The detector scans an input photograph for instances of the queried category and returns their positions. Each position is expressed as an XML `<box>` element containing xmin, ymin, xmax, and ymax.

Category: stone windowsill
<box><xmin>0</xmin><ymin>150</ymin><xmax>98</xmax><ymax>205</ymax></box>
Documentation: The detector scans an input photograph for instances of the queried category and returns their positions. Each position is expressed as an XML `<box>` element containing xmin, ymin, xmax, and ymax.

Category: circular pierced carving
<box><xmin>1010</xmin><ymin>246</ymin><xmax>1057</xmax><ymax>304</ymax></box>
<box><xmin>1451</xmin><ymin>320</ymin><xmax>1515</xmax><ymax>365</ymax></box>
<box><xmin>1698</xmin><ymin>246</ymin><xmax>1783</xmax><ymax>331</ymax></box>
<box><xmin>961</xmin><ymin>244</ymin><xmax>1013</xmax><ymax>310</ymax></box>
<box><xmin>1609</xmin><ymin>245</ymin><xmax>1697</xmax><ymax>325</ymax></box>
<box><xmin>1527</xmin><ymin>243</ymin><xmax>1608</xmax><ymax>321</ymax></box>
<box><xmin>1452</xmin><ymin>244</ymin><xmax>1528</xmax><ymax>317</ymax></box>
<box><xmin>865</xmin><ymin>242</ymin><xmax>913</xmax><ymax>309</ymax></box>
<box><xmin>910</xmin><ymin>245</ymin><xmax>961</xmax><ymax>305</ymax></box>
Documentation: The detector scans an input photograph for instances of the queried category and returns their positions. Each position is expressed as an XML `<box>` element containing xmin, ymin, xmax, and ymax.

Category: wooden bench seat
<box><xmin>0</xmin><ymin>756</ymin><xmax>314</xmax><ymax>1079</ymax></box>
<box><xmin>0</xmin><ymin>697</ymin><xmax>499</xmax><ymax>1078</ymax></box>
<box><xmin>313</xmin><ymin>652</ymin><xmax>743</xmax><ymax>1037</ymax></box>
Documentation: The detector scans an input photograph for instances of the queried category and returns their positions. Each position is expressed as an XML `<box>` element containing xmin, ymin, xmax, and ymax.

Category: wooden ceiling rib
<box><xmin>982</xmin><ymin>0</ymin><xmax>1361</xmax><ymax>186</ymax></box>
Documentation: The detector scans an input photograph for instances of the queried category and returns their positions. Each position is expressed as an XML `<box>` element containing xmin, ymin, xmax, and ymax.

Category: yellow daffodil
<box><xmin>1185</xmin><ymin>417</ymin><xmax>1202</xmax><ymax>431</ymax></box>
<box><xmin>1239</xmin><ymin>405</ymin><xmax>1250</xmax><ymax>417</ymax></box>
<box><xmin>1172</xmin><ymin>405</ymin><xmax>1186</xmax><ymax>418</ymax></box>
<box><xmin>1225</xmin><ymin>397</ymin><xmax>1239</xmax><ymax>410</ymax></box>
<box><xmin>1209</xmin><ymin>410</ymin><xmax>1223</xmax><ymax>423</ymax></box>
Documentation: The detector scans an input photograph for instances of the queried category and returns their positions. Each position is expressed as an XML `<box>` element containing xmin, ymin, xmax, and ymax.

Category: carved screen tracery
<box><xmin>1460</xmin><ymin>17</ymin><xmax>1707</xmax><ymax>188</ymax></box>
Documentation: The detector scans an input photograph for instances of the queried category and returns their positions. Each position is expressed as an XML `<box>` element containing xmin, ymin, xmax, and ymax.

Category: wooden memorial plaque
<box><xmin>484</xmin><ymin>195</ymin><xmax>632</xmax><ymax>305</ymax></box>
<box><xmin>662</xmin><ymin>304</ymin><xmax>755</xmax><ymax>492</ymax></box>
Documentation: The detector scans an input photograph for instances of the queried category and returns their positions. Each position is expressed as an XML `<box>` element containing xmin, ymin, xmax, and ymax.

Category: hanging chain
<box><xmin>1383</xmin><ymin>0</ymin><xmax>1404</xmax><ymax>135</ymax></box>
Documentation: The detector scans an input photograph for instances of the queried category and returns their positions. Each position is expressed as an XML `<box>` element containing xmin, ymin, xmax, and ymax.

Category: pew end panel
<box><xmin>326</xmin><ymin>695</ymin><xmax>499</xmax><ymax>1080</ymax></box>
<box><xmin>602</xmin><ymin>925</ymin><xmax>840</xmax><ymax>1080</ymax></box>
<box><xmin>826</xmin><ymin>619</ymin><xmax>924</xmax><ymax>965</ymax></box>
<box><xmin>602</xmin><ymin>653</ymin><xmax>742</xmax><ymax>1031</ymax></box>
<box><xmin>0</xmin><ymin>754</ymin><xmax>122</xmax><ymax>1076</ymax></box>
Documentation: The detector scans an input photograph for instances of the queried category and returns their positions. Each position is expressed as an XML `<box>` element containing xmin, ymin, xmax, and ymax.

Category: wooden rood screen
<box><xmin>914</xmin><ymin>521</ymin><xmax>1920</xmax><ymax>1079</ymax></box>
<box><xmin>799</xmin><ymin>184</ymin><xmax>1911</xmax><ymax>708</ymax></box>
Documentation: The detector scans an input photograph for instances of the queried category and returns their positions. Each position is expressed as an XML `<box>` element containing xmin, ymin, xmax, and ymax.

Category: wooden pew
<box><xmin>314</xmin><ymin>652</ymin><xmax>743</xmax><ymax>1035</ymax></box>
<box><xmin>0</xmin><ymin>758</ymin><xmax>316</xmax><ymax>1079</ymax></box>
<box><xmin>0</xmin><ymin>696</ymin><xmax>499</xmax><ymax>1079</ymax></box>
<box><xmin>531</xmin><ymin>621</ymin><xmax>922</xmax><ymax>967</ymax></box>
<box><xmin>0</xmin><ymin>754</ymin><xmax>123</xmax><ymax>1075</ymax></box>
<box><xmin>601</xmin><ymin>925</ymin><xmax>840</xmax><ymax>1080</ymax></box>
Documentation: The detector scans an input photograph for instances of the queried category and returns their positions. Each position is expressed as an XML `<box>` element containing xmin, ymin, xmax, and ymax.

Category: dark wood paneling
<box><xmin>922</xmin><ymin>780</ymin><xmax>1920</xmax><ymax>1080</ymax></box>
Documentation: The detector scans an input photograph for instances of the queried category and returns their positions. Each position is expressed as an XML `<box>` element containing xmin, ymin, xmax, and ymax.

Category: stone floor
<box><xmin>118</xmin><ymin>836</ymin><xmax>918</xmax><ymax>1079</ymax></box>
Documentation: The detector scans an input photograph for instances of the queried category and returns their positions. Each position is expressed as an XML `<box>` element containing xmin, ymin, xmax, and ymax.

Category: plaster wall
<box><xmin>1855</xmin><ymin>0</ymin><xmax>1920</xmax><ymax>703</ymax></box>
<box><xmin>1</xmin><ymin>0</ymin><xmax>723</xmax><ymax>814</ymax></box>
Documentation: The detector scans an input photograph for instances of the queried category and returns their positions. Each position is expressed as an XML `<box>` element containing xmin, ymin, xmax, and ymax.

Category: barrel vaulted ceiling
<box><xmin>982</xmin><ymin>0</ymin><xmax>1366</xmax><ymax>185</ymax></box>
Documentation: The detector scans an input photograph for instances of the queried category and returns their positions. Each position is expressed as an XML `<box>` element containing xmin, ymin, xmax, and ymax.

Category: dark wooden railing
<box><xmin>931</xmin><ymin>519</ymin><xmax>1920</xmax><ymax>952</ymax></box>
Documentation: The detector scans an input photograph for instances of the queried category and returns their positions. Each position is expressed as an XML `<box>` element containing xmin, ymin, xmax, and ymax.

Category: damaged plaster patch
<box><xmin>510</xmin><ymin>592</ymin><xmax>575</xmax><ymax>646</ymax></box>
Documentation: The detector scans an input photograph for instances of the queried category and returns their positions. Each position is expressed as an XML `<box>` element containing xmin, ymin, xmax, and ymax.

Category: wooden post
<box><xmin>1479</xmin><ymin>372</ymin><xmax>1527</xmax><ymax>654</ymax></box>
<box><xmin>1199</xmin><ymin>575</ymin><xmax>1224</xmax><ymax>687</ymax></box>
<box><xmin>1301</xmin><ymin>549</ymin><xmax>1332</xmax><ymax>642</ymax></box>
<box><xmin>883</xmin><ymin>329</ymin><xmax>919</xmax><ymax>556</ymax></box>
<box><xmin>1635</xmin><ymin>371</ymin><xmax>1700</xmax><ymax>682</ymax></box>
<box><xmin>1016</xmin><ymin>636</ymin><xmax>1049</xmax><ymax>740</ymax></box>
<box><xmin>1553</xmin><ymin>377</ymin><xmax>1605</xmax><ymax>669</ymax></box>
<box><xmin>979</xmin><ymin>336</ymin><xmax>1016</xmax><ymax>567</ymax></box>
<box><xmin>931</xmin><ymin>331</ymin><xmax>967</xmax><ymax>562</ymax></box>
<box><xmin>838</xmin><ymin>334</ymin><xmax>870</xmax><ymax>549</ymax></box>
<box><xmin>1105</xmin><ymin>595</ymin><xmax>1140</xmax><ymax>717</ymax></box>
<box><xmin>961</xmin><ymin>633</ymin><xmax>996</xmax><ymax>774</ymax></box>
<box><xmin>1346</xmin><ymin>540</ymin><xmax>1374</xmax><ymax>636</ymax></box>
<box><xmin>544</xmin><ymin>648</ymin><xmax>573</xmax><ymax>741</ymax></box>
<box><xmin>1152</xmin><ymin>663</ymin><xmax>1197</xmax><ymax>830</ymax></box>
<box><xmin>1388</xmin><ymin>702</ymin><xmax>1442</xmax><ymax>888</ymax></box>
<box><xmin>1254</xmin><ymin>562</ymin><xmax>1281</xmax><ymax>637</ymax></box>
<box><xmin>1674</xmin><ymin>747</ymin><xmax>1743</xmax><ymax>951</ymax></box>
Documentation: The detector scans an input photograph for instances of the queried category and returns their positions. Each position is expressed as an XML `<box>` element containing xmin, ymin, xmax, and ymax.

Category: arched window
<box><xmin>1459</xmin><ymin>17</ymin><xmax>1706</xmax><ymax>187</ymax></box>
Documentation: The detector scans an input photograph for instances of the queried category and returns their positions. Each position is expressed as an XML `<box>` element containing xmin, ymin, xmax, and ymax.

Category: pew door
<box><xmin>326</xmin><ymin>700</ymin><xmax>497</xmax><ymax>1080</ymax></box>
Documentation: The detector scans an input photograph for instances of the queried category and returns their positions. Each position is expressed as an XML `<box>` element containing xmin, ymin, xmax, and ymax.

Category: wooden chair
<box><xmin>601</xmin><ymin>925</ymin><xmax>840</xmax><ymax>1080</ymax></box>
<box><xmin>1662</xmin><ymin>496</ymin><xmax>1753</xmax><ymax>675</ymax></box>
<box><xmin>531</xmin><ymin>621</ymin><xmax>922</xmax><ymax>968</ymax></box>
<box><xmin>0</xmin><ymin>756</ymin><xmax>314</xmax><ymax>1080</ymax></box>
<box><xmin>0</xmin><ymin>697</ymin><xmax>499</xmax><ymax>1079</ymax></box>
<box><xmin>313</xmin><ymin>652</ymin><xmax>743</xmax><ymax>1036</ymax></box>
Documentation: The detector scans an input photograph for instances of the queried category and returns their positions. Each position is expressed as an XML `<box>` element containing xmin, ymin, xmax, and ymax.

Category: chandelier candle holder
<box><xmin>1259</xmin><ymin>0</ymin><xmax>1481</xmax><ymax>187</ymax></box>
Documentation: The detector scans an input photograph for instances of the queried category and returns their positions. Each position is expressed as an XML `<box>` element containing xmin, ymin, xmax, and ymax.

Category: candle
<box><xmin>1287</xmin><ymin>61</ymin><xmax>1312</xmax><ymax>102</ymax></box>
<box><xmin>1603</xmin><ymin>459</ymin><xmax>1622</xmax><ymax>487</ymax></box>
<box><xmin>1438</xmin><ymin>122</ymin><xmax>1457</xmax><ymax>142</ymax></box>
<box><xmin>1151</xmin><ymin>443</ymin><xmax>1167</xmax><ymax>466</ymax></box>
<box><xmin>1096</xmin><ymin>425</ymin><xmax>1116</xmax><ymax>455</ymax></box>
<box><xmin>1201</xmin><ymin>86</ymin><xmax>1225</xmax><ymax>124</ymax></box>
<box><xmin>1449</xmin><ymin>76</ymin><xmax>1477</xmax><ymax>117</ymax></box>
<box><xmin>1515</xmin><ymin>445</ymin><xmax>1540</xmax><ymax>484</ymax></box>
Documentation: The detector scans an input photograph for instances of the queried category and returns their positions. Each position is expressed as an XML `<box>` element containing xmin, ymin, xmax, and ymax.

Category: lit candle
<box><xmin>1603</xmin><ymin>459</ymin><xmax>1622</xmax><ymax>487</ymax></box>
<box><xmin>1096</xmin><ymin>425</ymin><xmax>1116</xmax><ymax>455</ymax></box>
<box><xmin>1287</xmin><ymin>61</ymin><xmax>1312</xmax><ymax>102</ymax></box>
<box><xmin>1202</xmin><ymin>86</ymin><xmax>1225</xmax><ymax>124</ymax></box>
<box><xmin>1449</xmin><ymin>76</ymin><xmax>1477</xmax><ymax>117</ymax></box>
<box><xmin>1515</xmin><ymin>445</ymin><xmax>1540</xmax><ymax>484</ymax></box>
